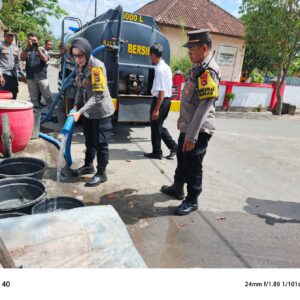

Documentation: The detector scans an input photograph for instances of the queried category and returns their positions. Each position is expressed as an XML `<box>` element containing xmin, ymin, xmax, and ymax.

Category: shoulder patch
<box><xmin>91</xmin><ymin>66</ymin><xmax>106</xmax><ymax>92</ymax></box>
<box><xmin>197</xmin><ymin>70</ymin><xmax>218</xmax><ymax>100</ymax></box>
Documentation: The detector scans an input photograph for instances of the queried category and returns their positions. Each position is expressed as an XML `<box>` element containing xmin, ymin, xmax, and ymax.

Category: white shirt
<box><xmin>151</xmin><ymin>59</ymin><xmax>173</xmax><ymax>98</ymax></box>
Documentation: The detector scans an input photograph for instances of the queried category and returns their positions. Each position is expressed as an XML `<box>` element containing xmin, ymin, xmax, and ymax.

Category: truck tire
<box><xmin>1</xmin><ymin>114</ymin><xmax>12</xmax><ymax>157</ymax></box>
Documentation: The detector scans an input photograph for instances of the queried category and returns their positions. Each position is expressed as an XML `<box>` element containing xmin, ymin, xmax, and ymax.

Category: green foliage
<box><xmin>170</xmin><ymin>54</ymin><xmax>191</xmax><ymax>77</ymax></box>
<box><xmin>288</xmin><ymin>57</ymin><xmax>300</xmax><ymax>76</ymax></box>
<box><xmin>249</xmin><ymin>68</ymin><xmax>264</xmax><ymax>83</ymax></box>
<box><xmin>0</xmin><ymin>0</ymin><xmax>66</xmax><ymax>45</ymax></box>
<box><xmin>257</xmin><ymin>104</ymin><xmax>263</xmax><ymax>112</ymax></box>
<box><xmin>240</xmin><ymin>0</ymin><xmax>300</xmax><ymax>114</ymax></box>
<box><xmin>225</xmin><ymin>92</ymin><xmax>235</xmax><ymax>101</ymax></box>
<box><xmin>240</xmin><ymin>0</ymin><xmax>300</xmax><ymax>75</ymax></box>
<box><xmin>224</xmin><ymin>92</ymin><xmax>236</xmax><ymax>111</ymax></box>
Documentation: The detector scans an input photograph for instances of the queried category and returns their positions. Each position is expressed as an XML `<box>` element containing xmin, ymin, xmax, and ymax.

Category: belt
<box><xmin>153</xmin><ymin>96</ymin><xmax>171</xmax><ymax>100</ymax></box>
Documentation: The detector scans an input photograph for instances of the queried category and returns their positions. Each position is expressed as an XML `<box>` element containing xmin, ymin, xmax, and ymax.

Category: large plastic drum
<box><xmin>0</xmin><ymin>90</ymin><xmax>13</xmax><ymax>99</ymax></box>
<box><xmin>0</xmin><ymin>100</ymin><xmax>34</xmax><ymax>153</ymax></box>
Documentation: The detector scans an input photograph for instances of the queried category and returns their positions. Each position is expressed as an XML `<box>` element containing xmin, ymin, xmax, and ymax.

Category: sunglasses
<box><xmin>73</xmin><ymin>53</ymin><xmax>85</xmax><ymax>58</ymax></box>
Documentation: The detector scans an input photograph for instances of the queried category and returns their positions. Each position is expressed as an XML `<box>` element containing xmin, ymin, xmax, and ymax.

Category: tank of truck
<box><xmin>62</xmin><ymin>7</ymin><xmax>171</xmax><ymax>122</ymax></box>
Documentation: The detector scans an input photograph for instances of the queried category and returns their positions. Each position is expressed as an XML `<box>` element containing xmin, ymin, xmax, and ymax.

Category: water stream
<box><xmin>52</xmin><ymin>133</ymin><xmax>68</xmax><ymax>211</ymax></box>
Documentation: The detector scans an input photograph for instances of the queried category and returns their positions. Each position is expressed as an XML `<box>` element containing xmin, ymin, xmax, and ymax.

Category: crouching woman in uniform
<box><xmin>69</xmin><ymin>37</ymin><xmax>115</xmax><ymax>187</ymax></box>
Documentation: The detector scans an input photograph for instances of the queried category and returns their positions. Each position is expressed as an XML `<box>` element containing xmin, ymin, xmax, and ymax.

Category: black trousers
<box><xmin>150</xmin><ymin>97</ymin><xmax>177</xmax><ymax>155</ymax></box>
<box><xmin>174</xmin><ymin>132</ymin><xmax>211</xmax><ymax>203</ymax></box>
<box><xmin>83</xmin><ymin>116</ymin><xmax>113</xmax><ymax>171</ymax></box>
<box><xmin>1</xmin><ymin>74</ymin><xmax>18</xmax><ymax>99</ymax></box>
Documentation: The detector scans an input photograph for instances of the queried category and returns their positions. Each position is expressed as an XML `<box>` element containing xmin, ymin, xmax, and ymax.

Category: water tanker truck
<box><xmin>60</xmin><ymin>5</ymin><xmax>171</xmax><ymax>122</ymax></box>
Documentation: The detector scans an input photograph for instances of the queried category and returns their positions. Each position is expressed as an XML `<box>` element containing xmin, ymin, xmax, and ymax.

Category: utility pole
<box><xmin>95</xmin><ymin>0</ymin><xmax>97</xmax><ymax>18</ymax></box>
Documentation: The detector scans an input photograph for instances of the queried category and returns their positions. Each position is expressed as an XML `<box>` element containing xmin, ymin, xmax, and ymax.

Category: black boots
<box><xmin>175</xmin><ymin>199</ymin><xmax>198</xmax><ymax>216</ymax></box>
<box><xmin>72</xmin><ymin>165</ymin><xmax>107</xmax><ymax>187</ymax></box>
<box><xmin>160</xmin><ymin>181</ymin><xmax>185</xmax><ymax>200</ymax></box>
<box><xmin>85</xmin><ymin>166</ymin><xmax>107</xmax><ymax>187</ymax></box>
<box><xmin>144</xmin><ymin>152</ymin><xmax>162</xmax><ymax>160</ymax></box>
<box><xmin>72</xmin><ymin>165</ymin><xmax>95</xmax><ymax>177</ymax></box>
<box><xmin>165</xmin><ymin>146</ymin><xmax>177</xmax><ymax>160</ymax></box>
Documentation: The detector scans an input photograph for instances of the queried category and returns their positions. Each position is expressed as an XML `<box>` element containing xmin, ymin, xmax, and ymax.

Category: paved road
<box><xmin>19</xmin><ymin>66</ymin><xmax>300</xmax><ymax>268</ymax></box>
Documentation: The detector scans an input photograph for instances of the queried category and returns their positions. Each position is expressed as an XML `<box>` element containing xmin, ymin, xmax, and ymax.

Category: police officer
<box><xmin>0</xmin><ymin>30</ymin><xmax>22</xmax><ymax>99</ymax></box>
<box><xmin>161</xmin><ymin>29</ymin><xmax>220</xmax><ymax>216</ymax></box>
<box><xmin>69</xmin><ymin>37</ymin><xmax>115</xmax><ymax>187</ymax></box>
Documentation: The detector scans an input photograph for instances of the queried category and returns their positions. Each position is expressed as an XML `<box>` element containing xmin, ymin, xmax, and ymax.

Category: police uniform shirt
<box><xmin>178</xmin><ymin>54</ymin><xmax>220</xmax><ymax>142</ymax></box>
<box><xmin>151</xmin><ymin>59</ymin><xmax>173</xmax><ymax>98</ymax></box>
<box><xmin>74</xmin><ymin>55</ymin><xmax>115</xmax><ymax>119</ymax></box>
<box><xmin>0</xmin><ymin>41</ymin><xmax>21</xmax><ymax>77</ymax></box>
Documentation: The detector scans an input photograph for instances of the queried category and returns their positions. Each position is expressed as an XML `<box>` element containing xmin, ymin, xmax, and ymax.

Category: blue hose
<box><xmin>39</xmin><ymin>132</ymin><xmax>61</xmax><ymax>149</ymax></box>
<box><xmin>92</xmin><ymin>45</ymin><xmax>106</xmax><ymax>56</ymax></box>
<box><xmin>41</xmin><ymin>69</ymin><xmax>76</xmax><ymax>124</ymax></box>
<box><xmin>61</xmin><ymin>108</ymin><xmax>77</xmax><ymax>166</ymax></box>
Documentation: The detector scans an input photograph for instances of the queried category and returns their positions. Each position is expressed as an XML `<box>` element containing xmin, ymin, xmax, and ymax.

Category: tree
<box><xmin>0</xmin><ymin>0</ymin><xmax>66</xmax><ymax>45</ymax></box>
<box><xmin>240</xmin><ymin>0</ymin><xmax>300</xmax><ymax>115</ymax></box>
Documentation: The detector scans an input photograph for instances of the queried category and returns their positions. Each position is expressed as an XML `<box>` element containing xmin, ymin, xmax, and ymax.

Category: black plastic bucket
<box><xmin>31</xmin><ymin>197</ymin><xmax>85</xmax><ymax>214</ymax></box>
<box><xmin>0</xmin><ymin>157</ymin><xmax>47</xmax><ymax>180</ymax></box>
<box><xmin>0</xmin><ymin>177</ymin><xmax>47</xmax><ymax>214</ymax></box>
<box><xmin>0</xmin><ymin>212</ymin><xmax>27</xmax><ymax>219</ymax></box>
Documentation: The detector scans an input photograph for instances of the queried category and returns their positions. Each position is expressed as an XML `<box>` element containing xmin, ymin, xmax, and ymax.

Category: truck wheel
<box><xmin>1</xmin><ymin>114</ymin><xmax>12</xmax><ymax>157</ymax></box>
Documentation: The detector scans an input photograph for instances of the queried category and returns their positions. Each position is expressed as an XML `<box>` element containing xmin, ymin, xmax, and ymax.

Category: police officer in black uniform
<box><xmin>161</xmin><ymin>29</ymin><xmax>220</xmax><ymax>216</ymax></box>
<box><xmin>0</xmin><ymin>30</ymin><xmax>22</xmax><ymax>99</ymax></box>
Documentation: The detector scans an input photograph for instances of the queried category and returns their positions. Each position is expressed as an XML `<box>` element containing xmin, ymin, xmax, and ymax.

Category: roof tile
<box><xmin>136</xmin><ymin>0</ymin><xmax>244</xmax><ymax>37</ymax></box>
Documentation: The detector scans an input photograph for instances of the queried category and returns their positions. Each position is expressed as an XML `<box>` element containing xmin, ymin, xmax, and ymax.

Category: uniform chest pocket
<box><xmin>182</xmin><ymin>80</ymin><xmax>197</xmax><ymax>102</ymax></box>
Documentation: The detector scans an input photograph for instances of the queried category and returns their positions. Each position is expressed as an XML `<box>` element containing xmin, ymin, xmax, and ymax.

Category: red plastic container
<box><xmin>0</xmin><ymin>90</ymin><xmax>13</xmax><ymax>99</ymax></box>
<box><xmin>172</xmin><ymin>72</ymin><xmax>185</xmax><ymax>100</ymax></box>
<box><xmin>0</xmin><ymin>100</ymin><xmax>34</xmax><ymax>153</ymax></box>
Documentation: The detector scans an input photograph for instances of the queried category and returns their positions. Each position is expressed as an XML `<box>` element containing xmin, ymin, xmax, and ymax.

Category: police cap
<box><xmin>183</xmin><ymin>29</ymin><xmax>211</xmax><ymax>48</ymax></box>
<box><xmin>4</xmin><ymin>29</ymin><xmax>16</xmax><ymax>36</ymax></box>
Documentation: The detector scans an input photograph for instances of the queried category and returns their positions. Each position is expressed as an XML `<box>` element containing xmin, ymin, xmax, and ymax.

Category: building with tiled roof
<box><xmin>136</xmin><ymin>0</ymin><xmax>245</xmax><ymax>81</ymax></box>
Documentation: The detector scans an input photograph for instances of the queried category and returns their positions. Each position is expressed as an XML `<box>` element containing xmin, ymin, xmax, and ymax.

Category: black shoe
<box><xmin>39</xmin><ymin>102</ymin><xmax>47</xmax><ymax>107</ymax></box>
<box><xmin>72</xmin><ymin>165</ymin><xmax>95</xmax><ymax>177</ymax></box>
<box><xmin>166</xmin><ymin>147</ymin><xmax>177</xmax><ymax>160</ymax></box>
<box><xmin>175</xmin><ymin>200</ymin><xmax>198</xmax><ymax>216</ymax></box>
<box><xmin>161</xmin><ymin>184</ymin><xmax>184</xmax><ymax>200</ymax></box>
<box><xmin>143</xmin><ymin>152</ymin><xmax>162</xmax><ymax>160</ymax></box>
<box><xmin>85</xmin><ymin>172</ymin><xmax>107</xmax><ymax>187</ymax></box>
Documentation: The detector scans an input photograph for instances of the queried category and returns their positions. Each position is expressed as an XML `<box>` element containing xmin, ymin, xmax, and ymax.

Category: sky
<box><xmin>48</xmin><ymin>0</ymin><xmax>242</xmax><ymax>38</ymax></box>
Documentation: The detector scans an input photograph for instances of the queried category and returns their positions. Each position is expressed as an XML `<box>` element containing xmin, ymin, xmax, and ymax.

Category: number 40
<box><xmin>2</xmin><ymin>281</ymin><xmax>10</xmax><ymax>287</ymax></box>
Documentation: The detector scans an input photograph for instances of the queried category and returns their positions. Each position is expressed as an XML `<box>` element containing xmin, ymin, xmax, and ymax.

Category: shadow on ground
<box><xmin>85</xmin><ymin>188</ymin><xmax>178</xmax><ymax>225</ymax></box>
<box><xmin>244</xmin><ymin>197</ymin><xmax>300</xmax><ymax>225</ymax></box>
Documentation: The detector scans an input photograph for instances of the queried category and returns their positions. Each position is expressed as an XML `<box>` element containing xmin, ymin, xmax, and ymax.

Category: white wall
<box><xmin>283</xmin><ymin>86</ymin><xmax>300</xmax><ymax>108</ymax></box>
<box><xmin>216</xmin><ymin>84</ymin><xmax>226</xmax><ymax>107</ymax></box>
<box><xmin>231</xmin><ymin>86</ymin><xmax>273</xmax><ymax>108</ymax></box>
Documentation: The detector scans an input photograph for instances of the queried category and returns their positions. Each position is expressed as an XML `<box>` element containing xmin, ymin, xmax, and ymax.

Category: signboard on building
<box><xmin>217</xmin><ymin>45</ymin><xmax>237</xmax><ymax>66</ymax></box>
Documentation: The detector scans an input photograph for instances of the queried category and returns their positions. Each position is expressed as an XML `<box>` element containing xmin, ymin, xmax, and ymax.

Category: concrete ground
<box><xmin>11</xmin><ymin>66</ymin><xmax>300</xmax><ymax>268</ymax></box>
